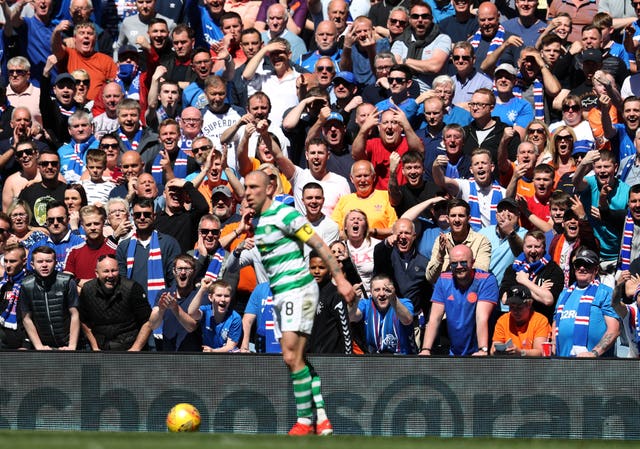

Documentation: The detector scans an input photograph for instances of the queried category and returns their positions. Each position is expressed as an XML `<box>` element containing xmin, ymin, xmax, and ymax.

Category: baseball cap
<box><xmin>582</xmin><ymin>48</ymin><xmax>602</xmax><ymax>64</ymax></box>
<box><xmin>497</xmin><ymin>197</ymin><xmax>519</xmax><ymax>212</ymax></box>
<box><xmin>118</xmin><ymin>44</ymin><xmax>139</xmax><ymax>59</ymax></box>
<box><xmin>325</xmin><ymin>111</ymin><xmax>344</xmax><ymax>124</ymax></box>
<box><xmin>54</xmin><ymin>73</ymin><xmax>75</xmax><ymax>85</ymax></box>
<box><xmin>573</xmin><ymin>248</ymin><xmax>599</xmax><ymax>266</ymax></box>
<box><xmin>572</xmin><ymin>139</ymin><xmax>593</xmax><ymax>156</ymax></box>
<box><xmin>495</xmin><ymin>63</ymin><xmax>518</xmax><ymax>77</ymax></box>
<box><xmin>333</xmin><ymin>71</ymin><xmax>355</xmax><ymax>85</ymax></box>
<box><xmin>211</xmin><ymin>185</ymin><xmax>232</xmax><ymax>198</ymax></box>
<box><xmin>505</xmin><ymin>284</ymin><xmax>532</xmax><ymax>306</ymax></box>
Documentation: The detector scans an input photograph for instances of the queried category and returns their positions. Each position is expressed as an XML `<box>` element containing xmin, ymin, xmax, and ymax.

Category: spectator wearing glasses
<box><xmin>553</xmin><ymin>248</ymin><xmax>619</xmax><ymax>357</ymax></box>
<box><xmin>550</xmin><ymin>95</ymin><xmax>595</xmax><ymax>144</ymax></box>
<box><xmin>313</xmin><ymin>57</ymin><xmax>337</xmax><ymax>94</ymax></box>
<box><xmin>361</xmin><ymin>52</ymin><xmax>419</xmax><ymax>106</ymax></box>
<box><xmin>116</xmin><ymin>198</ymin><xmax>181</xmax><ymax>343</ymax></box>
<box><xmin>79</xmin><ymin>253</ymin><xmax>152</xmax><ymax>351</ymax></box>
<box><xmin>71</xmin><ymin>70</ymin><xmax>93</xmax><ymax>111</ymax></box>
<box><xmin>421</xmin><ymin>243</ymin><xmax>498</xmax><ymax>356</ymax></box>
<box><xmin>5</xmin><ymin>57</ymin><xmax>41</xmax><ymax>126</ymax></box>
<box><xmin>300</xmin><ymin>20</ymin><xmax>341</xmax><ymax>72</ymax></box>
<box><xmin>450</xmin><ymin>42</ymin><xmax>492</xmax><ymax>107</ymax></box>
<box><xmin>177</xmin><ymin>107</ymin><xmax>204</xmax><ymax>157</ymax></box>
<box><xmin>439</xmin><ymin>0</ymin><xmax>478</xmax><ymax>43</ymax></box>
<box><xmin>189</xmin><ymin>214</ymin><xmax>226</xmax><ymax>282</ymax></box>
<box><xmin>374</xmin><ymin>6</ymin><xmax>410</xmax><ymax>46</ymax></box>
<box><xmin>374</xmin><ymin>64</ymin><xmax>420</xmax><ymax>126</ymax></box>
<box><xmin>148</xmin><ymin>254</ymin><xmax>203</xmax><ymax>351</ymax></box>
<box><xmin>28</xmin><ymin>201</ymin><xmax>85</xmax><ymax>272</ymax></box>
<box><xmin>462</xmin><ymin>88</ymin><xmax>521</xmax><ymax>164</ymax></box>
<box><xmin>492</xmin><ymin>63</ymin><xmax>534</xmax><ymax>139</ymax></box>
<box><xmin>155</xmin><ymin>177</ymin><xmax>209</xmax><ymax>253</ymax></box>
<box><xmin>2</xmin><ymin>141</ymin><xmax>40</xmax><ymax>212</ymax></box>
<box><xmin>104</xmin><ymin>198</ymin><xmax>133</xmax><ymax>244</ymax></box>
<box><xmin>39</xmin><ymin>66</ymin><xmax>80</xmax><ymax>148</ymax></box>
<box><xmin>19</xmin><ymin>151</ymin><xmax>67</xmax><ymax>227</ymax></box>
<box><xmin>390</xmin><ymin>2</ymin><xmax>451</xmax><ymax>92</ymax></box>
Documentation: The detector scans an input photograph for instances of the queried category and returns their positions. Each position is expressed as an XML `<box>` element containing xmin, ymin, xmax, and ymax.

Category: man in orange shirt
<box><xmin>491</xmin><ymin>284</ymin><xmax>551</xmax><ymax>357</ymax></box>
<box><xmin>51</xmin><ymin>21</ymin><xmax>118</xmax><ymax>101</ymax></box>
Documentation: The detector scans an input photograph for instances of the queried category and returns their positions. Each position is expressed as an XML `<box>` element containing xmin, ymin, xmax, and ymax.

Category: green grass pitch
<box><xmin>1</xmin><ymin>431</ymin><xmax>639</xmax><ymax>449</ymax></box>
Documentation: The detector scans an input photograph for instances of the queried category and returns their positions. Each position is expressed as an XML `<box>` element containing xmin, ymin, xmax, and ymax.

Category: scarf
<box><xmin>514</xmin><ymin>75</ymin><xmax>544</xmax><ymax>120</ymax></box>
<box><xmin>551</xmin><ymin>234</ymin><xmax>573</xmax><ymax>287</ymax></box>
<box><xmin>115</xmin><ymin>72</ymin><xmax>141</xmax><ymax>101</ymax></box>
<box><xmin>367</xmin><ymin>300</ymin><xmax>401</xmax><ymax>354</ymax></box>
<box><xmin>470</xmin><ymin>24</ymin><xmax>505</xmax><ymax>56</ymax></box>
<box><xmin>58</xmin><ymin>102</ymin><xmax>76</xmax><ymax>117</ymax></box>
<box><xmin>619</xmin><ymin>211</ymin><xmax>636</xmax><ymax>272</ymax></box>
<box><xmin>67</xmin><ymin>135</ymin><xmax>97</xmax><ymax>178</ymax></box>
<box><xmin>151</xmin><ymin>148</ymin><xmax>189</xmax><ymax>187</ymax></box>
<box><xmin>118</xmin><ymin>128</ymin><xmax>143</xmax><ymax>152</ymax></box>
<box><xmin>0</xmin><ymin>269</ymin><xmax>26</xmax><ymax>330</ymax></box>
<box><xmin>126</xmin><ymin>231</ymin><xmax>165</xmax><ymax>337</ymax></box>
<box><xmin>512</xmin><ymin>251</ymin><xmax>551</xmax><ymax>280</ymax></box>
<box><xmin>194</xmin><ymin>247</ymin><xmax>225</xmax><ymax>280</ymax></box>
<box><xmin>468</xmin><ymin>180</ymin><xmax>503</xmax><ymax>231</ymax></box>
<box><xmin>555</xmin><ymin>280</ymin><xmax>599</xmax><ymax>353</ymax></box>
<box><xmin>405</xmin><ymin>24</ymin><xmax>442</xmax><ymax>60</ymax></box>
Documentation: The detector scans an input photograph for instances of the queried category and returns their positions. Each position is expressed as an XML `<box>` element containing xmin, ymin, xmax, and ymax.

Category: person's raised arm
<box><xmin>237</xmin><ymin>122</ymin><xmax>257</xmax><ymax>177</ymax></box>
<box><xmin>243</xmin><ymin>41</ymin><xmax>286</xmax><ymax>81</ymax></box>
<box><xmin>188</xmin><ymin>277</ymin><xmax>212</xmax><ymax>321</ymax></box>
<box><xmin>393</xmin><ymin>104</ymin><xmax>424</xmax><ymax>154</ymax></box>
<box><xmin>480</xmin><ymin>35</ymin><xmax>523</xmax><ymax>76</ymax></box>
<box><xmin>573</xmin><ymin>149</ymin><xmax>600</xmax><ymax>193</ymax></box>
<box><xmin>432</xmin><ymin>155</ymin><xmax>460</xmax><ymax>196</ymax></box>
<box><xmin>351</xmin><ymin>108</ymin><xmax>381</xmax><ymax>160</ymax></box>
<box><xmin>51</xmin><ymin>20</ymin><xmax>72</xmax><ymax>61</ymax></box>
<box><xmin>305</xmin><ymin>232</ymin><xmax>356</xmax><ymax>304</ymax></box>
<box><xmin>388</xmin><ymin>152</ymin><xmax>402</xmax><ymax>207</ymax></box>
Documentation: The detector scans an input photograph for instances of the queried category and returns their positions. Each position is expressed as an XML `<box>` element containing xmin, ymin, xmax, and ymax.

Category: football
<box><xmin>166</xmin><ymin>403</ymin><xmax>201</xmax><ymax>432</ymax></box>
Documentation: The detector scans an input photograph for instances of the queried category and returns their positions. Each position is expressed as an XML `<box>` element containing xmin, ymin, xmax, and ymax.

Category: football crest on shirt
<box><xmin>467</xmin><ymin>292</ymin><xmax>478</xmax><ymax>304</ymax></box>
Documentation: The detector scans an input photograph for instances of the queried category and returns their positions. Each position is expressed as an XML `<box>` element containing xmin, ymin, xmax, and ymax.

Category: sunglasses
<box><xmin>46</xmin><ymin>216</ymin><xmax>66</xmax><ymax>225</ymax></box>
<box><xmin>562</xmin><ymin>104</ymin><xmax>580</xmax><ymax>112</ymax></box>
<box><xmin>100</xmin><ymin>143</ymin><xmax>119</xmax><ymax>150</ymax></box>
<box><xmin>388</xmin><ymin>77</ymin><xmax>407</xmax><ymax>84</ymax></box>
<box><xmin>573</xmin><ymin>261</ymin><xmax>596</xmax><ymax>270</ymax></box>
<box><xmin>133</xmin><ymin>211</ymin><xmax>153</xmax><ymax>219</ymax></box>
<box><xmin>200</xmin><ymin>228</ymin><xmax>221</xmax><ymax>236</ymax></box>
<box><xmin>75</xmin><ymin>79</ymin><xmax>90</xmax><ymax>86</ymax></box>
<box><xmin>556</xmin><ymin>134</ymin><xmax>573</xmax><ymax>141</ymax></box>
<box><xmin>38</xmin><ymin>160</ymin><xmax>59</xmax><ymax>167</ymax></box>
<box><xmin>389</xmin><ymin>18</ymin><xmax>408</xmax><ymax>26</ymax></box>
<box><xmin>410</xmin><ymin>13</ymin><xmax>432</xmax><ymax>20</ymax></box>
<box><xmin>8</xmin><ymin>69</ymin><xmax>27</xmax><ymax>76</ymax></box>
<box><xmin>452</xmin><ymin>55</ymin><xmax>472</xmax><ymax>62</ymax></box>
<box><xmin>316</xmin><ymin>65</ymin><xmax>335</xmax><ymax>73</ymax></box>
<box><xmin>527</xmin><ymin>128</ymin><xmax>545</xmax><ymax>135</ymax></box>
<box><xmin>15</xmin><ymin>149</ymin><xmax>34</xmax><ymax>157</ymax></box>
<box><xmin>192</xmin><ymin>145</ymin><xmax>211</xmax><ymax>153</ymax></box>
<box><xmin>450</xmin><ymin>260</ymin><xmax>469</xmax><ymax>269</ymax></box>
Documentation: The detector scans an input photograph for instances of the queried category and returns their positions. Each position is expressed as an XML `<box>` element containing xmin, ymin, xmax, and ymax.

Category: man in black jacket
<box><xmin>19</xmin><ymin>245</ymin><xmax>79</xmax><ymax>350</ymax></box>
<box><xmin>79</xmin><ymin>254</ymin><xmax>151</xmax><ymax>351</ymax></box>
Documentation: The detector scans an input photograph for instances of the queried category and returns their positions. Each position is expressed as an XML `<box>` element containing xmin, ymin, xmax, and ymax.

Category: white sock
<box><xmin>316</xmin><ymin>408</ymin><xmax>328</xmax><ymax>423</ymax></box>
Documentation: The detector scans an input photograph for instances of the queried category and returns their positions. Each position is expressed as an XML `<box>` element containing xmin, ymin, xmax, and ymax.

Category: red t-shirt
<box><xmin>64</xmin><ymin>239</ymin><xmax>117</xmax><ymax>281</ymax></box>
<box><xmin>365</xmin><ymin>137</ymin><xmax>409</xmax><ymax>190</ymax></box>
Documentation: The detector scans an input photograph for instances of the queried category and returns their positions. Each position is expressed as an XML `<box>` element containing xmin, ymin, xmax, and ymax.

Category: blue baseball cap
<box><xmin>333</xmin><ymin>71</ymin><xmax>355</xmax><ymax>85</ymax></box>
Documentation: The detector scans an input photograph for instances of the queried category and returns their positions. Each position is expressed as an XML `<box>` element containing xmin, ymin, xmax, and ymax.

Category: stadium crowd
<box><xmin>1</xmin><ymin>0</ymin><xmax>640</xmax><ymax>357</ymax></box>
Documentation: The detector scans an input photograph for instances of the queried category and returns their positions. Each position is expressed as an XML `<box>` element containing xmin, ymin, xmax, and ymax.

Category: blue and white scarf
<box><xmin>115</xmin><ymin>72</ymin><xmax>141</xmax><ymax>101</ymax></box>
<box><xmin>470</xmin><ymin>25</ymin><xmax>505</xmax><ymax>56</ymax></box>
<box><xmin>126</xmin><ymin>231</ymin><xmax>165</xmax><ymax>337</ymax></box>
<box><xmin>367</xmin><ymin>301</ymin><xmax>401</xmax><ymax>354</ymax></box>
<box><xmin>512</xmin><ymin>252</ymin><xmax>551</xmax><ymax>280</ymax></box>
<box><xmin>118</xmin><ymin>128</ymin><xmax>143</xmax><ymax>152</ymax></box>
<box><xmin>555</xmin><ymin>280</ymin><xmax>599</xmax><ymax>352</ymax></box>
<box><xmin>619</xmin><ymin>210</ymin><xmax>635</xmax><ymax>272</ymax></box>
<box><xmin>468</xmin><ymin>180</ymin><xmax>503</xmax><ymax>231</ymax></box>
<box><xmin>67</xmin><ymin>135</ymin><xmax>97</xmax><ymax>178</ymax></box>
<box><xmin>151</xmin><ymin>148</ymin><xmax>189</xmax><ymax>187</ymax></box>
<box><xmin>0</xmin><ymin>269</ymin><xmax>26</xmax><ymax>330</ymax></box>
<box><xmin>58</xmin><ymin>103</ymin><xmax>76</xmax><ymax>117</ymax></box>
<box><xmin>194</xmin><ymin>247</ymin><xmax>225</xmax><ymax>280</ymax></box>
<box><xmin>514</xmin><ymin>75</ymin><xmax>545</xmax><ymax>120</ymax></box>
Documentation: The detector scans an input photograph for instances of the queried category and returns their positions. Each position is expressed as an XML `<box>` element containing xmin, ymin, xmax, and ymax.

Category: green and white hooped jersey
<box><xmin>254</xmin><ymin>202</ymin><xmax>315</xmax><ymax>295</ymax></box>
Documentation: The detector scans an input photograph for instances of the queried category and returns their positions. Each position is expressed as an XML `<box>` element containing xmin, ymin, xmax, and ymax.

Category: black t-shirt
<box><xmin>18</xmin><ymin>182</ymin><xmax>67</xmax><ymax>227</ymax></box>
<box><xmin>394</xmin><ymin>181</ymin><xmax>440</xmax><ymax>218</ymax></box>
<box><xmin>308</xmin><ymin>278</ymin><xmax>352</xmax><ymax>354</ymax></box>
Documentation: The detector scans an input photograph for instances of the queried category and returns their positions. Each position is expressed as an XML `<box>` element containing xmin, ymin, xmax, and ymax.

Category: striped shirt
<box><xmin>253</xmin><ymin>202</ymin><xmax>314</xmax><ymax>295</ymax></box>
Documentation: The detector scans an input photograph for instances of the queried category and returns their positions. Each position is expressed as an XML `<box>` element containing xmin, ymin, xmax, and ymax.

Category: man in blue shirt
<box><xmin>420</xmin><ymin>244</ymin><xmax>498</xmax><ymax>356</ymax></box>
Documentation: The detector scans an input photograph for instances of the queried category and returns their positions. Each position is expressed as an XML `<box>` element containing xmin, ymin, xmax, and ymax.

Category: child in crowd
<box><xmin>81</xmin><ymin>149</ymin><xmax>116</xmax><ymax>206</ymax></box>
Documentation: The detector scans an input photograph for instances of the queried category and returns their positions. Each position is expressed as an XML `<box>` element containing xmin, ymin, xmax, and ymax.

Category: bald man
<box><xmin>420</xmin><ymin>244</ymin><xmax>498</xmax><ymax>356</ymax></box>
<box><xmin>109</xmin><ymin>150</ymin><xmax>145</xmax><ymax>201</ymax></box>
<box><xmin>469</xmin><ymin>2</ymin><xmax>520</xmax><ymax>73</ymax></box>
